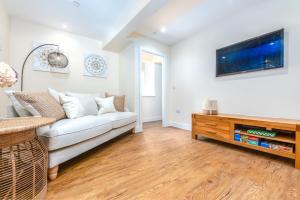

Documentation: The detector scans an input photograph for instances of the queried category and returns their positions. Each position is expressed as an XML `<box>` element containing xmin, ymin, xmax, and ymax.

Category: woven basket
<box><xmin>0</xmin><ymin>130</ymin><xmax>48</xmax><ymax>200</ymax></box>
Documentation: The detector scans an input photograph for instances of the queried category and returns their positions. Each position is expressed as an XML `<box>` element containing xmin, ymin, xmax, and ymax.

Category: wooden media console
<box><xmin>192</xmin><ymin>113</ymin><xmax>300</xmax><ymax>169</ymax></box>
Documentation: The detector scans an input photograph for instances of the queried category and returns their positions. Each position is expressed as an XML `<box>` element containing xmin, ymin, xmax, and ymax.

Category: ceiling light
<box><xmin>73</xmin><ymin>1</ymin><xmax>80</xmax><ymax>7</ymax></box>
<box><xmin>160</xmin><ymin>27</ymin><xmax>167</xmax><ymax>33</ymax></box>
<box><xmin>62</xmin><ymin>24</ymin><xmax>67</xmax><ymax>29</ymax></box>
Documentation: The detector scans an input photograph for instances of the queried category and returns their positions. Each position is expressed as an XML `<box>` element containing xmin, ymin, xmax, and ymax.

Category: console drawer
<box><xmin>194</xmin><ymin>120</ymin><xmax>230</xmax><ymax>131</ymax></box>
<box><xmin>194</xmin><ymin>115</ymin><xmax>229</xmax><ymax>122</ymax></box>
<box><xmin>194</xmin><ymin>126</ymin><xmax>230</xmax><ymax>139</ymax></box>
<box><xmin>193</xmin><ymin>117</ymin><xmax>230</xmax><ymax>140</ymax></box>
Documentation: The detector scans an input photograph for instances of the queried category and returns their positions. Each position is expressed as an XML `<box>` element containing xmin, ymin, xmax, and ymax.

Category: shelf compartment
<box><xmin>195</xmin><ymin>132</ymin><xmax>296</xmax><ymax>159</ymax></box>
<box><xmin>232</xmin><ymin>141</ymin><xmax>296</xmax><ymax>159</ymax></box>
<box><xmin>238</xmin><ymin>131</ymin><xmax>295</xmax><ymax>144</ymax></box>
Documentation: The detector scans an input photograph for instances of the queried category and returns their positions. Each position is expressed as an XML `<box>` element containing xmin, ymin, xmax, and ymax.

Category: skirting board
<box><xmin>143</xmin><ymin>116</ymin><xmax>162</xmax><ymax>123</ymax></box>
<box><xmin>167</xmin><ymin>121</ymin><xmax>191</xmax><ymax>131</ymax></box>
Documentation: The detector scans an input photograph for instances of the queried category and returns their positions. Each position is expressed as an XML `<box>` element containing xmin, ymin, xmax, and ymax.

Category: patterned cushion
<box><xmin>14</xmin><ymin>92</ymin><xmax>66</xmax><ymax>121</ymax></box>
<box><xmin>105</xmin><ymin>93</ymin><xmax>125</xmax><ymax>112</ymax></box>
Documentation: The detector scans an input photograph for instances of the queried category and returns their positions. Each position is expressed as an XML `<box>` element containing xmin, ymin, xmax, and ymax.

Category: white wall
<box><xmin>169</xmin><ymin>0</ymin><xmax>300</xmax><ymax>129</ymax></box>
<box><xmin>0</xmin><ymin>18</ymin><xmax>120</xmax><ymax>117</ymax></box>
<box><xmin>119</xmin><ymin>43</ymin><xmax>135</xmax><ymax>111</ymax></box>
<box><xmin>0</xmin><ymin>1</ymin><xmax>9</xmax><ymax>62</ymax></box>
<box><xmin>142</xmin><ymin>63</ymin><xmax>162</xmax><ymax>122</ymax></box>
<box><xmin>0</xmin><ymin>1</ymin><xmax>10</xmax><ymax>116</ymax></box>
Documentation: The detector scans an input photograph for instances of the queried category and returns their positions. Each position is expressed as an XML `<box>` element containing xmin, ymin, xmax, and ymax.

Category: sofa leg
<box><xmin>131</xmin><ymin>128</ymin><xmax>135</xmax><ymax>135</ymax></box>
<box><xmin>48</xmin><ymin>166</ymin><xmax>59</xmax><ymax>181</ymax></box>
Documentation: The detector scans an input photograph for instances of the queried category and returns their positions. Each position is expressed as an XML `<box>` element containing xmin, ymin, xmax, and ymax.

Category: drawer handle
<box><xmin>206</xmin><ymin>131</ymin><xmax>216</xmax><ymax>134</ymax></box>
<box><xmin>205</xmin><ymin>122</ymin><xmax>217</xmax><ymax>126</ymax></box>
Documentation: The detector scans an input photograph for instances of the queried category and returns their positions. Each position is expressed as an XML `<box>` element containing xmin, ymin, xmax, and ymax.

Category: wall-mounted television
<box><xmin>216</xmin><ymin>29</ymin><xmax>284</xmax><ymax>77</ymax></box>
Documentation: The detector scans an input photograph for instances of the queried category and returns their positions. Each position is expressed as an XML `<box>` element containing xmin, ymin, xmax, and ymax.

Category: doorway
<box><xmin>136</xmin><ymin>49</ymin><xmax>166</xmax><ymax>132</ymax></box>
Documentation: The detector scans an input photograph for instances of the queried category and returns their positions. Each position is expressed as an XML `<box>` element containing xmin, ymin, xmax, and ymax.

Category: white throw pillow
<box><xmin>66</xmin><ymin>92</ymin><xmax>99</xmax><ymax>116</ymax></box>
<box><xmin>95</xmin><ymin>96</ymin><xmax>116</xmax><ymax>115</ymax></box>
<box><xmin>5</xmin><ymin>90</ymin><xmax>34</xmax><ymax>117</ymax></box>
<box><xmin>59</xmin><ymin>94</ymin><xmax>85</xmax><ymax>119</ymax></box>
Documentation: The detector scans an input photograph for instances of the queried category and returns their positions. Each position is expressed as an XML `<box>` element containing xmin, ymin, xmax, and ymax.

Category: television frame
<box><xmin>216</xmin><ymin>29</ymin><xmax>284</xmax><ymax>77</ymax></box>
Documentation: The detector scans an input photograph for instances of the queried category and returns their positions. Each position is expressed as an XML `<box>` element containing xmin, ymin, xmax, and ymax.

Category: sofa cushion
<box><xmin>5</xmin><ymin>90</ymin><xmax>32</xmax><ymax>117</ymax></box>
<box><xmin>59</xmin><ymin>94</ymin><xmax>85</xmax><ymax>119</ymax></box>
<box><xmin>38</xmin><ymin>115</ymin><xmax>112</xmax><ymax>151</ymax></box>
<box><xmin>95</xmin><ymin>96</ymin><xmax>117</xmax><ymax>115</ymax></box>
<box><xmin>47</xmin><ymin>123</ymin><xmax>136</xmax><ymax>168</ymax></box>
<box><xmin>48</xmin><ymin>88</ymin><xmax>63</xmax><ymax>103</ymax></box>
<box><xmin>66</xmin><ymin>92</ymin><xmax>99</xmax><ymax>116</ymax></box>
<box><xmin>105</xmin><ymin>93</ymin><xmax>125</xmax><ymax>112</ymax></box>
<box><xmin>14</xmin><ymin>91</ymin><xmax>66</xmax><ymax>120</ymax></box>
<box><xmin>101</xmin><ymin>112</ymin><xmax>137</xmax><ymax>129</ymax></box>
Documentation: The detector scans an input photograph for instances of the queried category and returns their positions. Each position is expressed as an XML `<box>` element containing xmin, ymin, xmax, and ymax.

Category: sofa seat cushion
<box><xmin>38</xmin><ymin>116</ymin><xmax>112</xmax><ymax>151</ymax></box>
<box><xmin>101</xmin><ymin>112</ymin><xmax>137</xmax><ymax>129</ymax></box>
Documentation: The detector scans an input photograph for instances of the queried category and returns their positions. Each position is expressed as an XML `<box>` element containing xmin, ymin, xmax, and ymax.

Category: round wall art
<box><xmin>84</xmin><ymin>54</ymin><xmax>108</xmax><ymax>78</ymax></box>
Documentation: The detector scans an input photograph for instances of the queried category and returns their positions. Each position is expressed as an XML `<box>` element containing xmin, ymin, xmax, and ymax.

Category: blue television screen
<box><xmin>216</xmin><ymin>29</ymin><xmax>284</xmax><ymax>77</ymax></box>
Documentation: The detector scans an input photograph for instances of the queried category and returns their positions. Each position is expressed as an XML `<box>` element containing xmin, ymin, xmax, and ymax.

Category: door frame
<box><xmin>134</xmin><ymin>46</ymin><xmax>167</xmax><ymax>132</ymax></box>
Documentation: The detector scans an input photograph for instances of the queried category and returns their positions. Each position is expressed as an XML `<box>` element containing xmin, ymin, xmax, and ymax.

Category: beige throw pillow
<box><xmin>105</xmin><ymin>93</ymin><xmax>125</xmax><ymax>112</ymax></box>
<box><xmin>14</xmin><ymin>92</ymin><xmax>66</xmax><ymax>121</ymax></box>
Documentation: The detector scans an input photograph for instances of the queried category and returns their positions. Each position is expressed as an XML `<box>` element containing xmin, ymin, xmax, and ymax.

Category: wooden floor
<box><xmin>47</xmin><ymin>122</ymin><xmax>300</xmax><ymax>200</ymax></box>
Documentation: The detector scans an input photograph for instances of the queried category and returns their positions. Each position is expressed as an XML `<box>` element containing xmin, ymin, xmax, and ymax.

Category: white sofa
<box><xmin>7</xmin><ymin>106</ymin><xmax>137</xmax><ymax>180</ymax></box>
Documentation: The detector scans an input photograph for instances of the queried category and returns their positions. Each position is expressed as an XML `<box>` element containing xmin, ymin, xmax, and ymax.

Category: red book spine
<box><xmin>248</xmin><ymin>136</ymin><xmax>259</xmax><ymax>141</ymax></box>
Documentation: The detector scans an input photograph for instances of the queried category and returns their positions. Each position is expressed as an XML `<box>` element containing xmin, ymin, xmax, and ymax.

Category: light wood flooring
<box><xmin>47</xmin><ymin>122</ymin><xmax>300</xmax><ymax>200</ymax></box>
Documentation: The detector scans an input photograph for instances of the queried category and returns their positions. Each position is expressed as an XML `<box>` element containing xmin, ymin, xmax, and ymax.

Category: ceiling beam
<box><xmin>103</xmin><ymin>0</ymin><xmax>170</xmax><ymax>52</ymax></box>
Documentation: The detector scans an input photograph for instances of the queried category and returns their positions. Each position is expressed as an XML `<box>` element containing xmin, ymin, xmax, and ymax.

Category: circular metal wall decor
<box><xmin>84</xmin><ymin>54</ymin><xmax>107</xmax><ymax>77</ymax></box>
<box><xmin>48</xmin><ymin>52</ymin><xmax>69</xmax><ymax>68</ymax></box>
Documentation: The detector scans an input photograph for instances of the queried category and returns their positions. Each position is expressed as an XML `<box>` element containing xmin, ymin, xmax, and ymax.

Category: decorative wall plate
<box><xmin>83</xmin><ymin>54</ymin><xmax>108</xmax><ymax>78</ymax></box>
<box><xmin>32</xmin><ymin>42</ymin><xmax>70</xmax><ymax>74</ymax></box>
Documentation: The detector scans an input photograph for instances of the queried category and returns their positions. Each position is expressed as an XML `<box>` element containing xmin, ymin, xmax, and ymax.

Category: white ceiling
<box><xmin>2</xmin><ymin>0</ymin><xmax>268</xmax><ymax>51</ymax></box>
<box><xmin>2</xmin><ymin>0</ymin><xmax>148</xmax><ymax>42</ymax></box>
<box><xmin>135</xmin><ymin>0</ymin><xmax>266</xmax><ymax>45</ymax></box>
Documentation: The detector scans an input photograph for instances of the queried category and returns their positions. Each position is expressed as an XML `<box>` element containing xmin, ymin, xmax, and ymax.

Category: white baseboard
<box><xmin>143</xmin><ymin>116</ymin><xmax>162</xmax><ymax>123</ymax></box>
<box><xmin>167</xmin><ymin>121</ymin><xmax>191</xmax><ymax>131</ymax></box>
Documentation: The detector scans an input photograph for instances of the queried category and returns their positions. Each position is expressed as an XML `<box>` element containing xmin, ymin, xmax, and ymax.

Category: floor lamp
<box><xmin>20</xmin><ymin>44</ymin><xmax>69</xmax><ymax>91</ymax></box>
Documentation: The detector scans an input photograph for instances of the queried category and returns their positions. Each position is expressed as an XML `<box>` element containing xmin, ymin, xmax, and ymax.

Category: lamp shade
<box><xmin>0</xmin><ymin>62</ymin><xmax>18</xmax><ymax>88</ymax></box>
<box><xmin>47</xmin><ymin>52</ymin><xmax>69</xmax><ymax>68</ymax></box>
